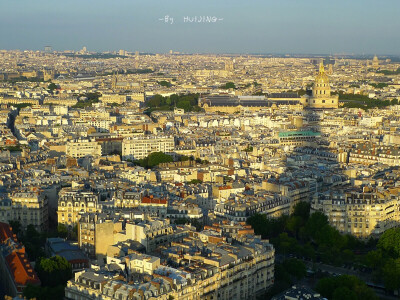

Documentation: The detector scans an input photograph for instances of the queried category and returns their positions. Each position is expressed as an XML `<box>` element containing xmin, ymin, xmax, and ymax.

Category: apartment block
<box><xmin>66</xmin><ymin>138</ymin><xmax>102</xmax><ymax>158</ymax></box>
<box><xmin>122</xmin><ymin>135</ymin><xmax>174</xmax><ymax>160</ymax></box>
<box><xmin>57</xmin><ymin>188</ymin><xmax>99</xmax><ymax>228</ymax></box>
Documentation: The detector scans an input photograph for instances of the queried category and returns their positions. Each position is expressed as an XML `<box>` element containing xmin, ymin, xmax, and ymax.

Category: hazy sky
<box><xmin>1</xmin><ymin>0</ymin><xmax>399</xmax><ymax>54</ymax></box>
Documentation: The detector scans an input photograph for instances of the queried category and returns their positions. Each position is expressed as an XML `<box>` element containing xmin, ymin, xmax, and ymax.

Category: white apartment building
<box><xmin>87</xmin><ymin>119</ymin><xmax>113</xmax><ymax>132</ymax></box>
<box><xmin>122</xmin><ymin>135</ymin><xmax>174</xmax><ymax>160</ymax></box>
<box><xmin>106</xmin><ymin>252</ymin><xmax>160</xmax><ymax>275</ymax></box>
<box><xmin>66</xmin><ymin>138</ymin><xmax>102</xmax><ymax>158</ymax></box>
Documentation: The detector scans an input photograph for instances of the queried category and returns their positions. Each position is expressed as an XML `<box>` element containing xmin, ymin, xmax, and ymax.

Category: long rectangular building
<box><xmin>122</xmin><ymin>135</ymin><xmax>174</xmax><ymax>160</ymax></box>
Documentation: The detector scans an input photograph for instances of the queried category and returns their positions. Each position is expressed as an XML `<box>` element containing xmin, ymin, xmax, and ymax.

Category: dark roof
<box><xmin>268</xmin><ymin>93</ymin><xmax>300</xmax><ymax>98</ymax></box>
<box><xmin>202</xmin><ymin>95</ymin><xmax>301</xmax><ymax>107</ymax></box>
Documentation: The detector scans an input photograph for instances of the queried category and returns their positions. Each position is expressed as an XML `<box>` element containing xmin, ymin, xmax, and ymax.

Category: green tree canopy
<box><xmin>332</xmin><ymin>287</ymin><xmax>357</xmax><ymax>300</ymax></box>
<box><xmin>382</xmin><ymin>258</ymin><xmax>400</xmax><ymax>291</ymax></box>
<box><xmin>9</xmin><ymin>220</ymin><xmax>22</xmax><ymax>236</ymax></box>
<box><xmin>377</xmin><ymin>227</ymin><xmax>400</xmax><ymax>257</ymax></box>
<box><xmin>292</xmin><ymin>201</ymin><xmax>310</xmax><ymax>220</ymax></box>
<box><xmin>48</xmin><ymin>83</ymin><xmax>58</xmax><ymax>91</ymax></box>
<box><xmin>281</xmin><ymin>258</ymin><xmax>306</xmax><ymax>280</ymax></box>
<box><xmin>57</xmin><ymin>224</ymin><xmax>68</xmax><ymax>239</ymax></box>
<box><xmin>145</xmin><ymin>93</ymin><xmax>201</xmax><ymax>112</ymax></box>
<box><xmin>158</xmin><ymin>80</ymin><xmax>172</xmax><ymax>88</ymax></box>
<box><xmin>305</xmin><ymin>211</ymin><xmax>329</xmax><ymax>241</ymax></box>
<box><xmin>316</xmin><ymin>275</ymin><xmax>377</xmax><ymax>300</ymax></box>
<box><xmin>35</xmin><ymin>256</ymin><xmax>72</xmax><ymax>287</ymax></box>
<box><xmin>134</xmin><ymin>152</ymin><xmax>173</xmax><ymax>168</ymax></box>
<box><xmin>23</xmin><ymin>284</ymin><xmax>65</xmax><ymax>300</ymax></box>
<box><xmin>220</xmin><ymin>82</ymin><xmax>236</xmax><ymax>89</ymax></box>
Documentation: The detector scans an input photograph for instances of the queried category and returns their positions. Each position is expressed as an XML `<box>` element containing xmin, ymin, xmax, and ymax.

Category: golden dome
<box><xmin>315</xmin><ymin>63</ymin><xmax>329</xmax><ymax>84</ymax></box>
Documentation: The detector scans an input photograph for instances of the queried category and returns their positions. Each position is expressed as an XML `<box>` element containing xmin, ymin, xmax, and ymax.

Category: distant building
<box><xmin>372</xmin><ymin>55</ymin><xmax>379</xmax><ymax>69</ymax></box>
<box><xmin>200</xmin><ymin>95</ymin><xmax>302</xmax><ymax>113</ymax></box>
<box><xmin>43</xmin><ymin>69</ymin><xmax>55</xmax><ymax>81</ymax></box>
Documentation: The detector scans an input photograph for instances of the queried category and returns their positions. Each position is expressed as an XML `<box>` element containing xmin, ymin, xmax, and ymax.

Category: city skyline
<box><xmin>1</xmin><ymin>0</ymin><xmax>400</xmax><ymax>55</ymax></box>
<box><xmin>1</xmin><ymin>1</ymin><xmax>400</xmax><ymax>299</ymax></box>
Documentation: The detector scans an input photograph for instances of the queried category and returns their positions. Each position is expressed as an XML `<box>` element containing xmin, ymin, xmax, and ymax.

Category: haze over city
<box><xmin>1</xmin><ymin>0</ymin><xmax>400</xmax><ymax>54</ymax></box>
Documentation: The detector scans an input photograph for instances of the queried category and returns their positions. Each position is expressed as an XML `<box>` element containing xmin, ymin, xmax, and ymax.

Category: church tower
<box><xmin>112</xmin><ymin>72</ymin><xmax>118</xmax><ymax>90</ymax></box>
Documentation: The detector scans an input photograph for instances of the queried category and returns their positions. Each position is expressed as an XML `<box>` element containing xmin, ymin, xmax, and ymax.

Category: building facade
<box><xmin>122</xmin><ymin>135</ymin><xmax>175</xmax><ymax>160</ymax></box>
<box><xmin>66</xmin><ymin>138</ymin><xmax>102</xmax><ymax>158</ymax></box>
<box><xmin>0</xmin><ymin>191</ymin><xmax>48</xmax><ymax>232</ymax></box>
<box><xmin>57</xmin><ymin>188</ymin><xmax>99</xmax><ymax>228</ymax></box>
<box><xmin>312</xmin><ymin>186</ymin><xmax>400</xmax><ymax>238</ymax></box>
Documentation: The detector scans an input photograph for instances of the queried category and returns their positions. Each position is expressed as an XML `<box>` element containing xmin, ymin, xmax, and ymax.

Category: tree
<box><xmin>23</xmin><ymin>283</ymin><xmax>65</xmax><ymax>300</ymax></box>
<box><xmin>71</xmin><ymin>224</ymin><xmax>78</xmax><ymax>240</ymax></box>
<box><xmin>300</xmin><ymin>242</ymin><xmax>315</xmax><ymax>261</ymax></box>
<box><xmin>9</xmin><ymin>220</ymin><xmax>22</xmax><ymax>236</ymax></box>
<box><xmin>158</xmin><ymin>80</ymin><xmax>172</xmax><ymax>88</ymax></box>
<box><xmin>176</xmin><ymin>100</ymin><xmax>191</xmax><ymax>112</ymax></box>
<box><xmin>332</xmin><ymin>287</ymin><xmax>357</xmax><ymax>300</ymax></box>
<box><xmin>292</xmin><ymin>201</ymin><xmax>310</xmax><ymax>220</ymax></box>
<box><xmin>35</xmin><ymin>256</ymin><xmax>72</xmax><ymax>287</ymax></box>
<box><xmin>286</xmin><ymin>216</ymin><xmax>303</xmax><ymax>238</ymax></box>
<box><xmin>174</xmin><ymin>218</ymin><xmax>203</xmax><ymax>231</ymax></box>
<box><xmin>365</xmin><ymin>249</ymin><xmax>384</xmax><ymax>270</ymax></box>
<box><xmin>187</xmin><ymin>179</ymin><xmax>202</xmax><ymax>184</ymax></box>
<box><xmin>377</xmin><ymin>227</ymin><xmax>400</xmax><ymax>257</ymax></box>
<box><xmin>247</xmin><ymin>213</ymin><xmax>288</xmax><ymax>239</ymax></box>
<box><xmin>273</xmin><ymin>233</ymin><xmax>298</xmax><ymax>256</ymax></box>
<box><xmin>147</xmin><ymin>94</ymin><xmax>164</xmax><ymax>107</ymax></box>
<box><xmin>72</xmin><ymin>92</ymin><xmax>101</xmax><ymax>108</ymax></box>
<box><xmin>382</xmin><ymin>258</ymin><xmax>400</xmax><ymax>291</ymax></box>
<box><xmin>21</xmin><ymin>224</ymin><xmax>46</xmax><ymax>261</ymax></box>
<box><xmin>137</xmin><ymin>152</ymin><xmax>173</xmax><ymax>168</ymax></box>
<box><xmin>57</xmin><ymin>224</ymin><xmax>68</xmax><ymax>239</ymax></box>
<box><xmin>145</xmin><ymin>93</ymin><xmax>201</xmax><ymax>112</ymax></box>
<box><xmin>179</xmin><ymin>155</ymin><xmax>193</xmax><ymax>162</ymax></box>
<box><xmin>48</xmin><ymin>83</ymin><xmax>58</xmax><ymax>91</ymax></box>
<box><xmin>23</xmin><ymin>284</ymin><xmax>43</xmax><ymax>299</ymax></box>
<box><xmin>146</xmin><ymin>152</ymin><xmax>173</xmax><ymax>167</ymax></box>
<box><xmin>282</xmin><ymin>259</ymin><xmax>306</xmax><ymax>280</ymax></box>
<box><xmin>316</xmin><ymin>275</ymin><xmax>377</xmax><ymax>300</ymax></box>
<box><xmin>244</xmin><ymin>145</ymin><xmax>253</xmax><ymax>152</ymax></box>
<box><xmin>220</xmin><ymin>82</ymin><xmax>236</xmax><ymax>89</ymax></box>
<box><xmin>305</xmin><ymin>211</ymin><xmax>329</xmax><ymax>241</ymax></box>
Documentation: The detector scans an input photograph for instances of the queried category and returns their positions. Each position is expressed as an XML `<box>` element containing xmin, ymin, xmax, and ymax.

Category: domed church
<box><xmin>300</xmin><ymin>63</ymin><xmax>339</xmax><ymax>109</ymax></box>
